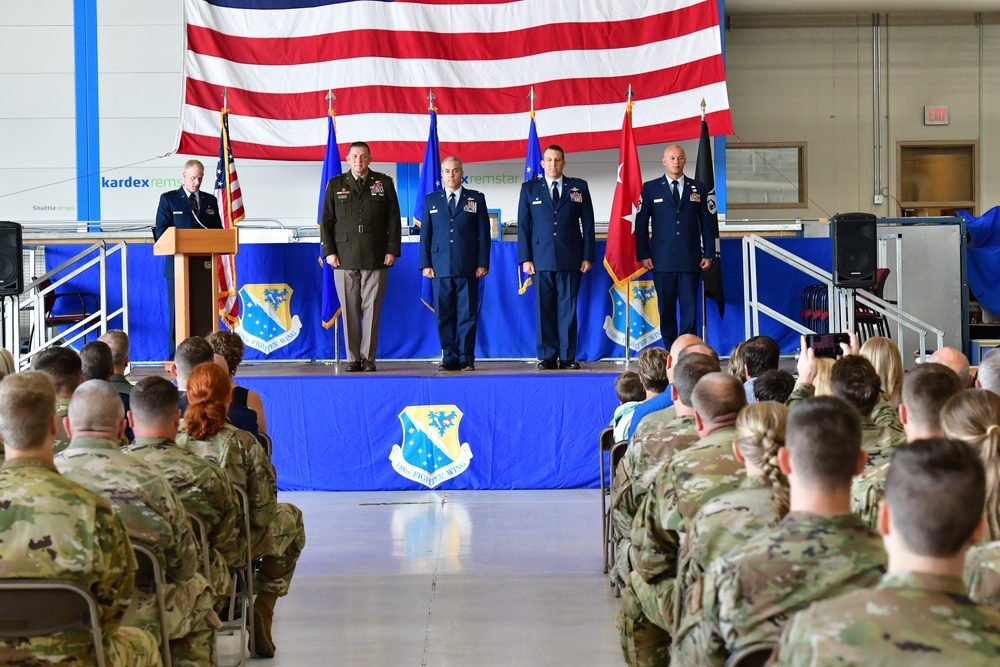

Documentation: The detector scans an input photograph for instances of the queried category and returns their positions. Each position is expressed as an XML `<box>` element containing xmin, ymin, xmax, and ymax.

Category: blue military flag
<box><xmin>416</xmin><ymin>109</ymin><xmax>441</xmax><ymax>309</ymax></box>
<box><xmin>518</xmin><ymin>112</ymin><xmax>543</xmax><ymax>295</ymax></box>
<box><xmin>319</xmin><ymin>112</ymin><xmax>343</xmax><ymax>328</ymax></box>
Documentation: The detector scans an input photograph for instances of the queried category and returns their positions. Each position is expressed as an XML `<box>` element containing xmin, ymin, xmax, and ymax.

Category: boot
<box><xmin>252</xmin><ymin>592</ymin><xmax>278</xmax><ymax>658</ymax></box>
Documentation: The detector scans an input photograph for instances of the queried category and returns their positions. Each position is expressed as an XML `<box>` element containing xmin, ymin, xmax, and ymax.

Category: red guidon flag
<box><xmin>214</xmin><ymin>108</ymin><xmax>243</xmax><ymax>327</ymax></box>
<box><xmin>604</xmin><ymin>103</ymin><xmax>645</xmax><ymax>286</ymax></box>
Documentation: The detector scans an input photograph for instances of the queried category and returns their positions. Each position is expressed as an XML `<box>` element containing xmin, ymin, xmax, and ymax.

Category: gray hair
<box><xmin>441</xmin><ymin>156</ymin><xmax>463</xmax><ymax>169</ymax></box>
<box><xmin>979</xmin><ymin>349</ymin><xmax>1000</xmax><ymax>394</ymax></box>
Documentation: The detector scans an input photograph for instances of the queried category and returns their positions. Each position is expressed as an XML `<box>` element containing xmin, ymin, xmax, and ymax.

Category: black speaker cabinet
<box><xmin>832</xmin><ymin>213</ymin><xmax>877</xmax><ymax>289</ymax></box>
<box><xmin>0</xmin><ymin>222</ymin><xmax>23</xmax><ymax>296</ymax></box>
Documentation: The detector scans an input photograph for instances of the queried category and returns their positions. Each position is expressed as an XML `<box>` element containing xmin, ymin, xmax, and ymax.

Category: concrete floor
<box><xmin>218</xmin><ymin>489</ymin><xmax>623</xmax><ymax>666</ymax></box>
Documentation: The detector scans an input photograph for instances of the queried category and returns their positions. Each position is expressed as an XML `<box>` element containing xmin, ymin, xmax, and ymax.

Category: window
<box><xmin>726</xmin><ymin>143</ymin><xmax>807</xmax><ymax>208</ymax></box>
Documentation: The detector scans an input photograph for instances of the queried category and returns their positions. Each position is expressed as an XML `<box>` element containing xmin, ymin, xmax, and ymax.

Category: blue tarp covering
<box><xmin>961</xmin><ymin>208</ymin><xmax>1000</xmax><ymax>318</ymax></box>
<box><xmin>44</xmin><ymin>237</ymin><xmax>833</xmax><ymax>362</ymax></box>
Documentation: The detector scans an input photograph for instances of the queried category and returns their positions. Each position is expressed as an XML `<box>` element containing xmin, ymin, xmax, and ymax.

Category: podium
<box><xmin>154</xmin><ymin>228</ymin><xmax>239</xmax><ymax>344</ymax></box>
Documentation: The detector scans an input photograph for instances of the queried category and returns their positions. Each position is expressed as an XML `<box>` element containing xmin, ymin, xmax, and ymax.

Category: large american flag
<box><xmin>214</xmin><ymin>108</ymin><xmax>243</xmax><ymax>327</ymax></box>
<box><xmin>178</xmin><ymin>0</ymin><xmax>731</xmax><ymax>162</ymax></box>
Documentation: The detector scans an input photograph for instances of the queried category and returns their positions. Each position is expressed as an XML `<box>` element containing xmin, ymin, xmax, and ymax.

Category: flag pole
<box><xmin>625</xmin><ymin>85</ymin><xmax>634</xmax><ymax>363</ymax></box>
<box><xmin>699</xmin><ymin>98</ymin><xmax>708</xmax><ymax>342</ymax></box>
<box><xmin>330</xmin><ymin>88</ymin><xmax>339</xmax><ymax>367</ymax></box>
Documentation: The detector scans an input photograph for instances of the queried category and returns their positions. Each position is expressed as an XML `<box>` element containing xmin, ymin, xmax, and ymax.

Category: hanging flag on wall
<box><xmin>178</xmin><ymin>0</ymin><xmax>732</xmax><ymax>162</ymax></box>
<box><xmin>318</xmin><ymin>110</ymin><xmax>343</xmax><ymax>329</ymax></box>
<box><xmin>215</xmin><ymin>108</ymin><xmax>243</xmax><ymax>327</ymax></box>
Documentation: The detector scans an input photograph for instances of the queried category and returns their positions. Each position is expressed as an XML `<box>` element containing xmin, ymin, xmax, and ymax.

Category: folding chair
<box><xmin>255</xmin><ymin>432</ymin><xmax>273</xmax><ymax>460</ymax></box>
<box><xmin>132</xmin><ymin>544</ymin><xmax>172</xmax><ymax>667</ymax></box>
<box><xmin>606</xmin><ymin>440</ymin><xmax>629</xmax><ymax>596</ymax></box>
<box><xmin>598</xmin><ymin>426</ymin><xmax>616</xmax><ymax>574</ymax></box>
<box><xmin>219</xmin><ymin>485</ymin><xmax>255</xmax><ymax>667</ymax></box>
<box><xmin>724</xmin><ymin>642</ymin><xmax>775</xmax><ymax>667</ymax></box>
<box><xmin>188</xmin><ymin>512</ymin><xmax>212</xmax><ymax>583</ymax></box>
<box><xmin>0</xmin><ymin>579</ymin><xmax>107</xmax><ymax>667</ymax></box>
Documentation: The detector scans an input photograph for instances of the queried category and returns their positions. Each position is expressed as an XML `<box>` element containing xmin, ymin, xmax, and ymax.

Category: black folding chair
<box><xmin>132</xmin><ymin>544</ymin><xmax>172</xmax><ymax>667</ymax></box>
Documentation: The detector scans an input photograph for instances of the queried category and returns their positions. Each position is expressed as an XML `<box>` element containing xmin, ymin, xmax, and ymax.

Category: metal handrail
<box><xmin>9</xmin><ymin>241</ymin><xmax>129</xmax><ymax>368</ymax></box>
<box><xmin>743</xmin><ymin>234</ymin><xmax>943</xmax><ymax>358</ymax></box>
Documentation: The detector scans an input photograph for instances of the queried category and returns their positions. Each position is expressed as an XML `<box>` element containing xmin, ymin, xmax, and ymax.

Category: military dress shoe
<box><xmin>439</xmin><ymin>361</ymin><xmax>460</xmax><ymax>371</ymax></box>
<box><xmin>345</xmin><ymin>361</ymin><xmax>362</xmax><ymax>372</ymax></box>
<box><xmin>460</xmin><ymin>361</ymin><xmax>476</xmax><ymax>371</ymax></box>
<box><xmin>559</xmin><ymin>360</ymin><xmax>581</xmax><ymax>370</ymax></box>
<box><xmin>362</xmin><ymin>359</ymin><xmax>377</xmax><ymax>372</ymax></box>
<box><xmin>536</xmin><ymin>358</ymin><xmax>556</xmax><ymax>370</ymax></box>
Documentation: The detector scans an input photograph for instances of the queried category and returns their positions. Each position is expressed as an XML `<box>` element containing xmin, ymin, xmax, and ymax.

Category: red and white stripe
<box><xmin>178</xmin><ymin>0</ymin><xmax>732</xmax><ymax>162</ymax></box>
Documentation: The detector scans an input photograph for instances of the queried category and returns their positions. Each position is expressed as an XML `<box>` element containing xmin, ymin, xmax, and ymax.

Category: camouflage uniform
<box><xmin>53</xmin><ymin>396</ymin><xmax>71</xmax><ymax>455</ymax></box>
<box><xmin>611</xmin><ymin>414</ymin><xmax>697</xmax><ymax>588</ymax></box>
<box><xmin>0</xmin><ymin>457</ymin><xmax>160</xmax><ymax>666</ymax></box>
<box><xmin>786</xmin><ymin>383</ymin><xmax>904</xmax><ymax>468</ymax></box>
<box><xmin>125</xmin><ymin>436</ymin><xmax>242</xmax><ymax>600</ymax></box>
<box><xmin>675</xmin><ymin>476</ymin><xmax>777</xmax><ymax>628</ymax></box>
<box><xmin>619</xmin><ymin>425</ymin><xmax>742</xmax><ymax>666</ymax></box>
<box><xmin>671</xmin><ymin>511</ymin><xmax>886</xmax><ymax>667</ymax></box>
<box><xmin>966</xmin><ymin>540</ymin><xmax>1000</xmax><ymax>613</ymax></box>
<box><xmin>630</xmin><ymin>405</ymin><xmax>677</xmax><ymax>443</ymax></box>
<box><xmin>56</xmin><ymin>437</ymin><xmax>217</xmax><ymax>667</ymax></box>
<box><xmin>849</xmin><ymin>461</ymin><xmax>889</xmax><ymax>530</ymax></box>
<box><xmin>176</xmin><ymin>422</ymin><xmax>305</xmax><ymax>598</ymax></box>
<box><xmin>772</xmin><ymin>572</ymin><xmax>1000</xmax><ymax>666</ymax></box>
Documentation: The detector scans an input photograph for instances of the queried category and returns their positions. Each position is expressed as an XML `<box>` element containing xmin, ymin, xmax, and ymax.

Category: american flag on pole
<box><xmin>178</xmin><ymin>0</ymin><xmax>731</xmax><ymax>162</ymax></box>
<box><xmin>214</xmin><ymin>107</ymin><xmax>243</xmax><ymax>327</ymax></box>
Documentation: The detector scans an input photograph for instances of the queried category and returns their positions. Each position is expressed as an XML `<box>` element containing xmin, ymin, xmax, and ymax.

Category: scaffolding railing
<box><xmin>742</xmin><ymin>234</ymin><xmax>943</xmax><ymax>359</ymax></box>
<box><xmin>4</xmin><ymin>241</ymin><xmax>129</xmax><ymax>369</ymax></box>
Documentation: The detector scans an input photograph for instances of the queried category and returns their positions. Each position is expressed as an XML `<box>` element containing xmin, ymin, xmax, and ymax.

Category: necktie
<box><xmin>671</xmin><ymin>180</ymin><xmax>680</xmax><ymax>205</ymax></box>
<box><xmin>189</xmin><ymin>192</ymin><xmax>198</xmax><ymax>214</ymax></box>
<box><xmin>356</xmin><ymin>176</ymin><xmax>365</xmax><ymax>193</ymax></box>
<box><xmin>448</xmin><ymin>193</ymin><xmax>457</xmax><ymax>216</ymax></box>
<box><xmin>551</xmin><ymin>181</ymin><xmax>559</xmax><ymax>205</ymax></box>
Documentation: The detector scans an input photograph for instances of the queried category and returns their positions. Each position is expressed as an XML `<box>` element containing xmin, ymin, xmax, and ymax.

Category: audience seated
<box><xmin>671</xmin><ymin>396</ymin><xmax>886</xmax><ymax>666</ymax></box>
<box><xmin>99</xmin><ymin>329</ymin><xmax>133</xmax><ymax>395</ymax></box>
<box><xmin>81</xmin><ymin>340</ymin><xmax>133</xmax><ymax>442</ymax></box>
<box><xmin>0</xmin><ymin>372</ymin><xmax>159</xmax><ymax>666</ymax></box>
<box><xmin>619</xmin><ymin>372</ymin><xmax>746</xmax><ymax>667</ymax></box>
<box><xmin>940</xmin><ymin>389</ymin><xmax>1000</xmax><ymax>612</ymax></box>
<box><xmin>206</xmin><ymin>330</ymin><xmax>268</xmax><ymax>434</ymax></box>
<box><xmin>31</xmin><ymin>346</ymin><xmax>84</xmax><ymax>454</ymax></box>
<box><xmin>625</xmin><ymin>348</ymin><xmax>672</xmax><ymax>442</ymax></box>
<box><xmin>628</xmin><ymin>334</ymin><xmax>707</xmax><ymax>441</ymax></box>
<box><xmin>791</xmin><ymin>332</ymin><xmax>905</xmax><ymax>468</ymax></box>
<box><xmin>977</xmin><ymin>348</ymin><xmax>1000</xmax><ymax>394</ymax></box>
<box><xmin>860</xmin><ymin>336</ymin><xmax>905</xmax><ymax>407</ymax></box>
<box><xmin>611</xmin><ymin>353</ymin><xmax>719</xmax><ymax>589</ymax></box>
<box><xmin>851</xmin><ymin>363</ymin><xmax>962</xmax><ymax>528</ymax></box>
<box><xmin>740</xmin><ymin>335</ymin><xmax>779</xmax><ymax>404</ymax></box>
<box><xmin>124</xmin><ymin>377</ymin><xmax>242</xmax><ymax>604</ymax></box>
<box><xmin>55</xmin><ymin>380</ymin><xmax>218</xmax><ymax>667</ymax></box>
<box><xmin>610</xmin><ymin>371</ymin><xmax>645</xmax><ymax>443</ymax></box>
<box><xmin>174</xmin><ymin>336</ymin><xmax>259</xmax><ymax>436</ymax></box>
<box><xmin>675</xmin><ymin>401</ymin><xmax>789</xmax><ymax>625</ymax></box>
<box><xmin>929</xmin><ymin>346</ymin><xmax>974</xmax><ymax>389</ymax></box>
<box><xmin>772</xmin><ymin>439</ymin><xmax>1000</xmax><ymax>665</ymax></box>
<box><xmin>175</xmin><ymin>362</ymin><xmax>305</xmax><ymax>658</ymax></box>
<box><xmin>726</xmin><ymin>341</ymin><xmax>747</xmax><ymax>384</ymax></box>
<box><xmin>751</xmin><ymin>369</ymin><xmax>795</xmax><ymax>403</ymax></box>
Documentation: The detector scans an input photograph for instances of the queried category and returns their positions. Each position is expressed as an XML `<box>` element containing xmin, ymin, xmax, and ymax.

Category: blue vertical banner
<box><xmin>319</xmin><ymin>112</ymin><xmax>343</xmax><ymax>328</ymax></box>
<box><xmin>518</xmin><ymin>113</ymin><xmax>543</xmax><ymax>295</ymax></box>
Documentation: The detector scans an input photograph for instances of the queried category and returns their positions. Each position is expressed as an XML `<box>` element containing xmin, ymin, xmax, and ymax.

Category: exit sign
<box><xmin>924</xmin><ymin>106</ymin><xmax>949</xmax><ymax>125</ymax></box>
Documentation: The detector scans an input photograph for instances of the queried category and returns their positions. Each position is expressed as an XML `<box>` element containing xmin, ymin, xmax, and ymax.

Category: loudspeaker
<box><xmin>832</xmin><ymin>213</ymin><xmax>877</xmax><ymax>288</ymax></box>
<box><xmin>0</xmin><ymin>222</ymin><xmax>23</xmax><ymax>296</ymax></box>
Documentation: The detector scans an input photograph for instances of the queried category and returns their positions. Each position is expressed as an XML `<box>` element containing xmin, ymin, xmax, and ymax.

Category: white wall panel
<box><xmin>0</xmin><ymin>27</ymin><xmax>75</xmax><ymax>73</ymax></box>
<box><xmin>0</xmin><ymin>74</ymin><xmax>76</xmax><ymax>119</ymax></box>
<box><xmin>0</xmin><ymin>168</ymin><xmax>79</xmax><ymax>222</ymax></box>
<box><xmin>99</xmin><ymin>25</ymin><xmax>183</xmax><ymax>73</ymax></box>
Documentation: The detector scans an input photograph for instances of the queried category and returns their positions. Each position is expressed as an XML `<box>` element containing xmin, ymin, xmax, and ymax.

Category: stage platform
<box><xmin>133</xmin><ymin>360</ymin><xmax>633</xmax><ymax>492</ymax></box>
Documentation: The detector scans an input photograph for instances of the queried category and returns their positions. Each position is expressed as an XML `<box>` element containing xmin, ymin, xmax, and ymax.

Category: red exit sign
<box><xmin>924</xmin><ymin>106</ymin><xmax>949</xmax><ymax>125</ymax></box>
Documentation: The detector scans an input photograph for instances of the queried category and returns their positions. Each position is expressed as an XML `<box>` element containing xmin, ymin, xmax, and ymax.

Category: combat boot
<box><xmin>252</xmin><ymin>592</ymin><xmax>278</xmax><ymax>658</ymax></box>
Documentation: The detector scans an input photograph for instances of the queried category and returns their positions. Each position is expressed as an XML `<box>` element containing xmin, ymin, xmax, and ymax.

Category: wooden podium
<box><xmin>154</xmin><ymin>228</ymin><xmax>239</xmax><ymax>344</ymax></box>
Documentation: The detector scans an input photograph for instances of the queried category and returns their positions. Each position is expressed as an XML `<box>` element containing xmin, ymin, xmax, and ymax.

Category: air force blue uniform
<box><xmin>634</xmin><ymin>175</ymin><xmax>714</xmax><ymax>347</ymax></box>
<box><xmin>154</xmin><ymin>187</ymin><xmax>223</xmax><ymax>349</ymax></box>
<box><xmin>419</xmin><ymin>188</ymin><xmax>491</xmax><ymax>366</ymax></box>
<box><xmin>517</xmin><ymin>176</ymin><xmax>596</xmax><ymax>363</ymax></box>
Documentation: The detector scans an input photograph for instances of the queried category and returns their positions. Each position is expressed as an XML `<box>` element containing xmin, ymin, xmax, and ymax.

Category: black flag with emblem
<box><xmin>696</xmin><ymin>118</ymin><xmax>725</xmax><ymax>318</ymax></box>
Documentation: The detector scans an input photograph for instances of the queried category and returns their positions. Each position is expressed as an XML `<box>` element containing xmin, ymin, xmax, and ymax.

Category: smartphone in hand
<box><xmin>804</xmin><ymin>333</ymin><xmax>850</xmax><ymax>359</ymax></box>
